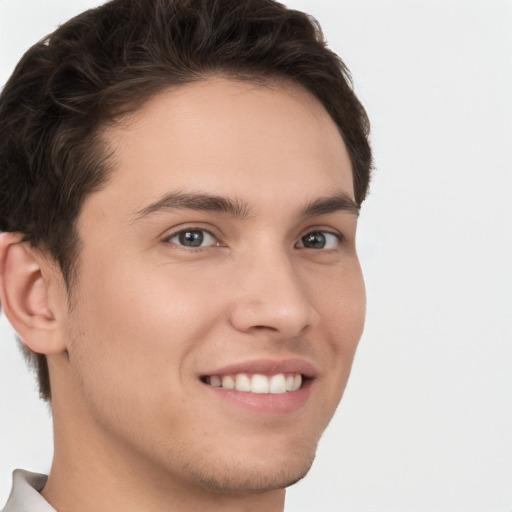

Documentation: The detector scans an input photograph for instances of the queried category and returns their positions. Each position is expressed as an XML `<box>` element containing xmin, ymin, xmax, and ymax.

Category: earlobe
<box><xmin>0</xmin><ymin>232</ymin><xmax>67</xmax><ymax>354</ymax></box>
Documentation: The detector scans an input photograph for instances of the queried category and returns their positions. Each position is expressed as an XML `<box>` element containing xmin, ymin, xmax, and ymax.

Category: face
<box><xmin>54</xmin><ymin>78</ymin><xmax>365</xmax><ymax>496</ymax></box>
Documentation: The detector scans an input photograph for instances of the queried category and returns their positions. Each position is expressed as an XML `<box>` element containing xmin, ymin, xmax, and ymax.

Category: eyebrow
<box><xmin>131</xmin><ymin>191</ymin><xmax>251</xmax><ymax>222</ymax></box>
<box><xmin>131</xmin><ymin>190</ymin><xmax>359</xmax><ymax>223</ymax></box>
<box><xmin>299</xmin><ymin>193</ymin><xmax>360</xmax><ymax>218</ymax></box>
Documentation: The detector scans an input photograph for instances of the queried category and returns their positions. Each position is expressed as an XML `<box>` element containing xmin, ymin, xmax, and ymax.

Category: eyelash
<box><xmin>163</xmin><ymin>227</ymin><xmax>343</xmax><ymax>251</ymax></box>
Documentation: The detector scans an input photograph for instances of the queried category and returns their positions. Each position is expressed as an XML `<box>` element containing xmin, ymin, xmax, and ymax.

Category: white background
<box><xmin>1</xmin><ymin>1</ymin><xmax>511</xmax><ymax>511</ymax></box>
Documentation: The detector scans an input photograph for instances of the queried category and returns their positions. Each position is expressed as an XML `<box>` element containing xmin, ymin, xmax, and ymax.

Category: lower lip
<box><xmin>201</xmin><ymin>378</ymin><xmax>313</xmax><ymax>415</ymax></box>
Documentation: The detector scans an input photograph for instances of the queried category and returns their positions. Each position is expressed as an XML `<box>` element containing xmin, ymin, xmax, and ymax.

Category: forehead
<box><xmin>87</xmin><ymin>78</ymin><xmax>354</xmax><ymax>222</ymax></box>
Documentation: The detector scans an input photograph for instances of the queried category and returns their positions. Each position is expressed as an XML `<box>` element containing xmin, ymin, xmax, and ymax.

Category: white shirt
<box><xmin>2</xmin><ymin>470</ymin><xmax>55</xmax><ymax>512</ymax></box>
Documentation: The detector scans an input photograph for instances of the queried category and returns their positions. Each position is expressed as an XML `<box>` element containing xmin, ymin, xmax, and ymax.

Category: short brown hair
<box><xmin>0</xmin><ymin>0</ymin><xmax>372</xmax><ymax>401</ymax></box>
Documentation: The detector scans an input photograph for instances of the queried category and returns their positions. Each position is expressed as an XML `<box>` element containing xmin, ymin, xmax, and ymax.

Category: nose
<box><xmin>229</xmin><ymin>247</ymin><xmax>319</xmax><ymax>339</ymax></box>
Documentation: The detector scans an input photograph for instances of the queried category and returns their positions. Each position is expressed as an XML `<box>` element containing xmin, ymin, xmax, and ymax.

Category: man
<box><xmin>0</xmin><ymin>0</ymin><xmax>372</xmax><ymax>510</ymax></box>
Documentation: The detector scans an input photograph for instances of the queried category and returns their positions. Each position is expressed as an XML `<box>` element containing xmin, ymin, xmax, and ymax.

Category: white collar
<box><xmin>2</xmin><ymin>469</ymin><xmax>55</xmax><ymax>512</ymax></box>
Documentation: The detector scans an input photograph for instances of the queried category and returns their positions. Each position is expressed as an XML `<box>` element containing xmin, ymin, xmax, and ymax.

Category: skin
<box><xmin>4</xmin><ymin>78</ymin><xmax>366</xmax><ymax>511</ymax></box>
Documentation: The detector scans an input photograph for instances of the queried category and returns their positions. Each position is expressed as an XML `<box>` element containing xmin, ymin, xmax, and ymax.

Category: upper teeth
<box><xmin>207</xmin><ymin>373</ymin><xmax>302</xmax><ymax>394</ymax></box>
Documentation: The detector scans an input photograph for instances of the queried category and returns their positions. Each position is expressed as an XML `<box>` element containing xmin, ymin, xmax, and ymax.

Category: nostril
<box><xmin>253</xmin><ymin>325</ymin><xmax>279</xmax><ymax>331</ymax></box>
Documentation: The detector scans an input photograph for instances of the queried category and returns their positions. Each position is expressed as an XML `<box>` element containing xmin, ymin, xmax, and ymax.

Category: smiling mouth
<box><xmin>200</xmin><ymin>373</ymin><xmax>303</xmax><ymax>394</ymax></box>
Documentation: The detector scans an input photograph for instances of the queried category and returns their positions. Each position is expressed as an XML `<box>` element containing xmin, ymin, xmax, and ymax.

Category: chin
<box><xmin>186</xmin><ymin>447</ymin><xmax>317</xmax><ymax>497</ymax></box>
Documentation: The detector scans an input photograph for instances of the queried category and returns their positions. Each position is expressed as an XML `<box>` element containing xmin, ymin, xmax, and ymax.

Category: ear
<box><xmin>0</xmin><ymin>232</ymin><xmax>67</xmax><ymax>354</ymax></box>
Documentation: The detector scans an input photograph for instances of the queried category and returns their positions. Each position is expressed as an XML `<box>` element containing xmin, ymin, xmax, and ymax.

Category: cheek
<box><xmin>77</xmin><ymin>255</ymin><xmax>222</xmax><ymax>336</ymax></box>
<box><xmin>312</xmin><ymin>262</ymin><xmax>366</xmax><ymax>376</ymax></box>
<box><xmin>63</xmin><ymin>260</ymin><xmax>230</xmax><ymax>444</ymax></box>
<box><xmin>338</xmin><ymin>270</ymin><xmax>366</xmax><ymax>356</ymax></box>
<box><xmin>315</xmin><ymin>258</ymin><xmax>365</xmax><ymax>333</ymax></box>
<box><xmin>66</xmin><ymin>259</ymin><xmax>225</xmax><ymax>397</ymax></box>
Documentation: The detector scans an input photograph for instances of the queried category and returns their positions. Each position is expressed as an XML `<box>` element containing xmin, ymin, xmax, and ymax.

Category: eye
<box><xmin>296</xmin><ymin>231</ymin><xmax>340</xmax><ymax>250</ymax></box>
<box><xmin>166</xmin><ymin>229</ymin><xmax>218</xmax><ymax>248</ymax></box>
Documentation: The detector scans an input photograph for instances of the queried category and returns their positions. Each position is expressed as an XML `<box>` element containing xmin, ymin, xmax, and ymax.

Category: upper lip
<box><xmin>201</xmin><ymin>358</ymin><xmax>317</xmax><ymax>379</ymax></box>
